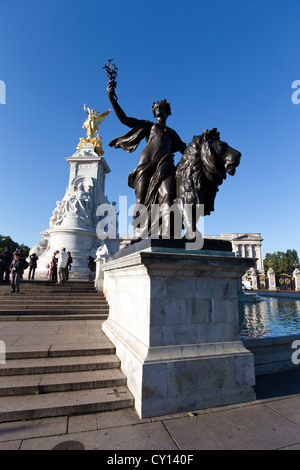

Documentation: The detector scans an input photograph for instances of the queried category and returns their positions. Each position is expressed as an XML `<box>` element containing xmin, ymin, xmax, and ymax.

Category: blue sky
<box><xmin>0</xmin><ymin>0</ymin><xmax>299</xmax><ymax>258</ymax></box>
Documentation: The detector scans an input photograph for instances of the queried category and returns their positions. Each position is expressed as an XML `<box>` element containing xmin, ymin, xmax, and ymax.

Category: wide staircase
<box><xmin>0</xmin><ymin>280</ymin><xmax>108</xmax><ymax>321</ymax></box>
<box><xmin>0</xmin><ymin>280</ymin><xmax>134</xmax><ymax>422</ymax></box>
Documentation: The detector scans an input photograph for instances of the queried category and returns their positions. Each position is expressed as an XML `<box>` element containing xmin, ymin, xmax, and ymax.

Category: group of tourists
<box><xmin>0</xmin><ymin>245</ymin><xmax>97</xmax><ymax>292</ymax></box>
<box><xmin>47</xmin><ymin>248</ymin><xmax>73</xmax><ymax>284</ymax></box>
<box><xmin>0</xmin><ymin>246</ymin><xmax>74</xmax><ymax>292</ymax></box>
<box><xmin>0</xmin><ymin>247</ymin><xmax>39</xmax><ymax>293</ymax></box>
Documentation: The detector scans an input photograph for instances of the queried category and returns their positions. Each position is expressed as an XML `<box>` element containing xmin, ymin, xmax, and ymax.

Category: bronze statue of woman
<box><xmin>106</xmin><ymin>79</ymin><xmax>186</xmax><ymax>241</ymax></box>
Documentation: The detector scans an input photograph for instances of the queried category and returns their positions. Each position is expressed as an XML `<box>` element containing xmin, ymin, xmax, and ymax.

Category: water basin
<box><xmin>239</xmin><ymin>295</ymin><xmax>300</xmax><ymax>339</ymax></box>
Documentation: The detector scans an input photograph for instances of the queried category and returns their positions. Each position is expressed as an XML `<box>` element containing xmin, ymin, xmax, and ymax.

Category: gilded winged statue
<box><xmin>77</xmin><ymin>104</ymin><xmax>111</xmax><ymax>155</ymax></box>
<box><xmin>82</xmin><ymin>104</ymin><xmax>111</xmax><ymax>137</ymax></box>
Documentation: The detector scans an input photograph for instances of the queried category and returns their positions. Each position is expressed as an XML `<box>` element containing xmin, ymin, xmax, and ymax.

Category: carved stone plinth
<box><xmin>102</xmin><ymin>246</ymin><xmax>256</xmax><ymax>418</ymax></box>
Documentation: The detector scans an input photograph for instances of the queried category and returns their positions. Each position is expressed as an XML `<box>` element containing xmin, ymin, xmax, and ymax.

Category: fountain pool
<box><xmin>239</xmin><ymin>295</ymin><xmax>300</xmax><ymax>339</ymax></box>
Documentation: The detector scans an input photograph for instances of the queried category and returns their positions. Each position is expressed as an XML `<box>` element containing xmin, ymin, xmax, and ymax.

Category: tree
<box><xmin>0</xmin><ymin>235</ymin><xmax>30</xmax><ymax>257</ymax></box>
<box><xmin>264</xmin><ymin>249</ymin><xmax>299</xmax><ymax>273</ymax></box>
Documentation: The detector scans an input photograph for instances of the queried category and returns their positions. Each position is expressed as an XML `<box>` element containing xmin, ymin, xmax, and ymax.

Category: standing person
<box><xmin>55</xmin><ymin>248</ymin><xmax>68</xmax><ymax>284</ymax></box>
<box><xmin>28</xmin><ymin>253</ymin><xmax>39</xmax><ymax>280</ymax></box>
<box><xmin>14</xmin><ymin>249</ymin><xmax>27</xmax><ymax>279</ymax></box>
<box><xmin>88</xmin><ymin>256</ymin><xmax>96</xmax><ymax>281</ymax></box>
<box><xmin>9</xmin><ymin>253</ymin><xmax>24</xmax><ymax>293</ymax></box>
<box><xmin>0</xmin><ymin>256</ymin><xmax>4</xmax><ymax>283</ymax></box>
<box><xmin>65</xmin><ymin>252</ymin><xmax>73</xmax><ymax>281</ymax></box>
<box><xmin>51</xmin><ymin>251</ymin><xmax>59</xmax><ymax>281</ymax></box>
<box><xmin>0</xmin><ymin>247</ymin><xmax>13</xmax><ymax>283</ymax></box>
<box><xmin>46</xmin><ymin>262</ymin><xmax>51</xmax><ymax>279</ymax></box>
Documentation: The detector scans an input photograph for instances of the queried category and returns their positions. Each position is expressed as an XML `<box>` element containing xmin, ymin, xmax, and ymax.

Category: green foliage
<box><xmin>264</xmin><ymin>249</ymin><xmax>299</xmax><ymax>273</ymax></box>
<box><xmin>0</xmin><ymin>235</ymin><xmax>30</xmax><ymax>257</ymax></box>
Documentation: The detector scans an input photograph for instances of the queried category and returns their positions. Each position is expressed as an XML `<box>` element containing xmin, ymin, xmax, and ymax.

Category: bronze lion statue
<box><xmin>175</xmin><ymin>128</ymin><xmax>241</xmax><ymax>239</ymax></box>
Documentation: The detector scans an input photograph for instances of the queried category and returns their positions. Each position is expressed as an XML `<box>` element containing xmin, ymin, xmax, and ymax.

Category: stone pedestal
<box><xmin>94</xmin><ymin>243</ymin><xmax>112</xmax><ymax>292</ymax></box>
<box><xmin>31</xmin><ymin>143</ymin><xmax>119</xmax><ymax>278</ymax></box>
<box><xmin>293</xmin><ymin>268</ymin><xmax>300</xmax><ymax>291</ymax></box>
<box><xmin>267</xmin><ymin>268</ymin><xmax>277</xmax><ymax>291</ymax></box>
<box><xmin>102</xmin><ymin>244</ymin><xmax>256</xmax><ymax>418</ymax></box>
<box><xmin>249</xmin><ymin>267</ymin><xmax>258</xmax><ymax>290</ymax></box>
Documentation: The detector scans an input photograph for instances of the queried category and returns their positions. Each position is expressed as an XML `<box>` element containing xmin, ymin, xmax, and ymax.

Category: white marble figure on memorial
<box><xmin>63</xmin><ymin>183</ymin><xmax>91</xmax><ymax>224</ymax></box>
<box><xmin>29</xmin><ymin>237</ymin><xmax>48</xmax><ymax>258</ymax></box>
<box><xmin>49</xmin><ymin>179</ymin><xmax>94</xmax><ymax>228</ymax></box>
<box><xmin>50</xmin><ymin>201</ymin><xmax>63</xmax><ymax>228</ymax></box>
<box><xmin>62</xmin><ymin>183</ymin><xmax>92</xmax><ymax>224</ymax></box>
<box><xmin>74</xmin><ymin>183</ymin><xmax>92</xmax><ymax>223</ymax></box>
<box><xmin>96</xmin><ymin>242</ymin><xmax>110</xmax><ymax>259</ymax></box>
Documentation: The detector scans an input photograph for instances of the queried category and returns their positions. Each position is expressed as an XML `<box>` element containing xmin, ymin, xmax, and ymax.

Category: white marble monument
<box><xmin>31</xmin><ymin>106</ymin><xmax>119</xmax><ymax>278</ymax></box>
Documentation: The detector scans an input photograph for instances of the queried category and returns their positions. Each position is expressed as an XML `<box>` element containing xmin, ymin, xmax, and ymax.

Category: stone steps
<box><xmin>0</xmin><ymin>289</ymin><xmax>105</xmax><ymax>295</ymax></box>
<box><xmin>0</xmin><ymin>289</ymin><xmax>97</xmax><ymax>295</ymax></box>
<box><xmin>0</xmin><ymin>368</ymin><xmax>127</xmax><ymax>395</ymax></box>
<box><xmin>0</xmin><ymin>293</ymin><xmax>106</xmax><ymax>305</ymax></box>
<box><xmin>0</xmin><ymin>310</ymin><xmax>109</xmax><ymax>319</ymax></box>
<box><xmin>0</xmin><ymin>280</ymin><xmax>109</xmax><ymax>320</ymax></box>
<box><xmin>0</xmin><ymin>294</ymin><xmax>104</xmax><ymax>299</ymax></box>
<box><xmin>0</xmin><ymin>304</ymin><xmax>108</xmax><ymax>309</ymax></box>
<box><xmin>0</xmin><ymin>386</ymin><xmax>134</xmax><ymax>422</ymax></box>
<box><xmin>0</xmin><ymin>281</ymin><xmax>97</xmax><ymax>295</ymax></box>
<box><xmin>0</xmin><ymin>280</ymin><xmax>95</xmax><ymax>286</ymax></box>
<box><xmin>0</xmin><ymin>347</ymin><xmax>133</xmax><ymax>422</ymax></box>
<box><xmin>0</xmin><ymin>311</ymin><xmax>108</xmax><ymax>318</ymax></box>
<box><xmin>6</xmin><ymin>344</ymin><xmax>116</xmax><ymax>360</ymax></box>
<box><xmin>0</xmin><ymin>354</ymin><xmax>120</xmax><ymax>376</ymax></box>
<box><xmin>0</xmin><ymin>314</ymin><xmax>108</xmax><ymax>321</ymax></box>
<box><xmin>0</xmin><ymin>281</ymin><xmax>135</xmax><ymax>422</ymax></box>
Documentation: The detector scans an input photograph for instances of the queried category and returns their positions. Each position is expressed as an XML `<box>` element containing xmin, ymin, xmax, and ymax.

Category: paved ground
<box><xmin>1</xmin><ymin>320</ymin><xmax>300</xmax><ymax>450</ymax></box>
<box><xmin>0</xmin><ymin>372</ymin><xmax>300</xmax><ymax>451</ymax></box>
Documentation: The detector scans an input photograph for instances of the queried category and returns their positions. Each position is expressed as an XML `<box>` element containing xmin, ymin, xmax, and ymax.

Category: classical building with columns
<box><xmin>206</xmin><ymin>233</ymin><xmax>264</xmax><ymax>288</ymax></box>
<box><xmin>120</xmin><ymin>232</ymin><xmax>264</xmax><ymax>289</ymax></box>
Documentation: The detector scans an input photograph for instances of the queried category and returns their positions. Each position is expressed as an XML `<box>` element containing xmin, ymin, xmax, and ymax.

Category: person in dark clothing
<box><xmin>51</xmin><ymin>251</ymin><xmax>59</xmax><ymax>281</ymax></box>
<box><xmin>65</xmin><ymin>252</ymin><xmax>73</xmax><ymax>281</ymax></box>
<box><xmin>13</xmin><ymin>248</ymin><xmax>27</xmax><ymax>279</ymax></box>
<box><xmin>10</xmin><ymin>253</ymin><xmax>24</xmax><ymax>293</ymax></box>
<box><xmin>28</xmin><ymin>253</ymin><xmax>39</xmax><ymax>280</ymax></box>
<box><xmin>0</xmin><ymin>247</ymin><xmax>13</xmax><ymax>283</ymax></box>
<box><xmin>0</xmin><ymin>258</ymin><xmax>4</xmax><ymax>282</ymax></box>
<box><xmin>88</xmin><ymin>256</ymin><xmax>96</xmax><ymax>281</ymax></box>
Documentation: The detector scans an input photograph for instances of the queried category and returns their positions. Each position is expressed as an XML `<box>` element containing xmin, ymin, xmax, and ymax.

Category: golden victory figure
<box><xmin>77</xmin><ymin>104</ymin><xmax>111</xmax><ymax>156</ymax></box>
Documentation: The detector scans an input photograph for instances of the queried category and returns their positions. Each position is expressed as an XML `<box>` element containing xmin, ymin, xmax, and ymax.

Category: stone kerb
<box><xmin>102</xmin><ymin>249</ymin><xmax>256</xmax><ymax>418</ymax></box>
